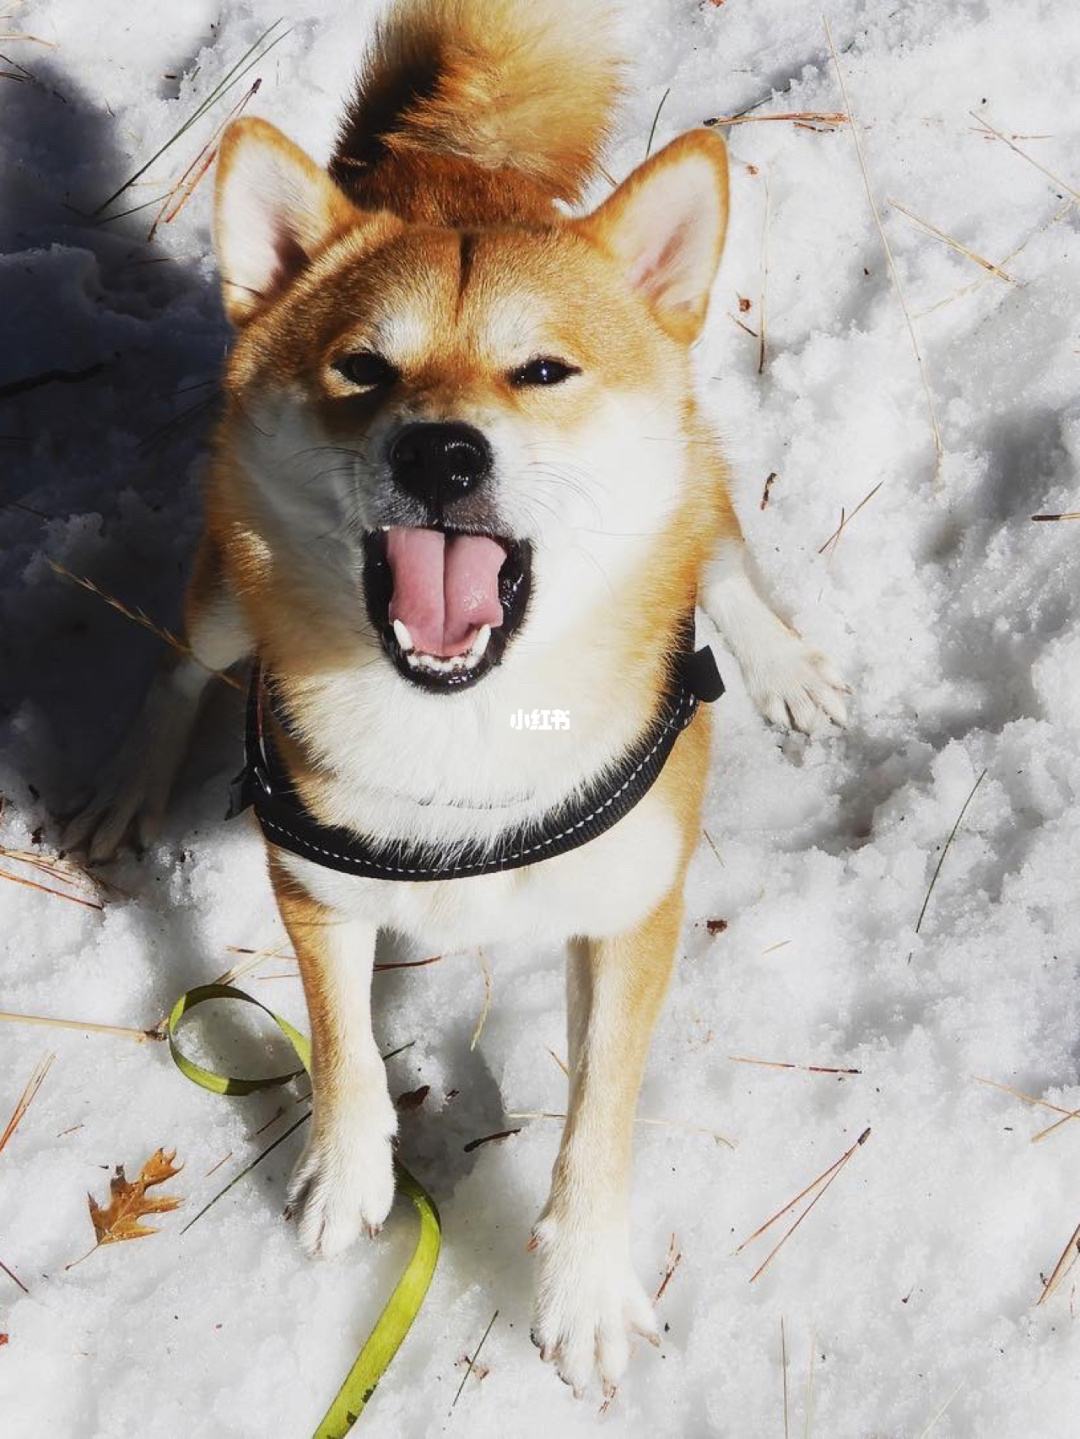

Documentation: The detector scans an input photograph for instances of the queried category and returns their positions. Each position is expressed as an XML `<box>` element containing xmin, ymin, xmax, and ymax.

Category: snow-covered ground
<box><xmin>3</xmin><ymin>1</ymin><xmax>1080</xmax><ymax>1434</ymax></box>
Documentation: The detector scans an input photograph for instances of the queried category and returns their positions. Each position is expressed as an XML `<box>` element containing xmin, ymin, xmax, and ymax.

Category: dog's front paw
<box><xmin>288</xmin><ymin>1101</ymin><xmax>397</xmax><ymax>1258</ymax></box>
<box><xmin>743</xmin><ymin>625</ymin><xmax>850</xmax><ymax>734</ymax></box>
<box><xmin>530</xmin><ymin>1215</ymin><xmax>658</xmax><ymax>1399</ymax></box>
<box><xmin>61</xmin><ymin>762</ymin><xmax>166</xmax><ymax>863</ymax></box>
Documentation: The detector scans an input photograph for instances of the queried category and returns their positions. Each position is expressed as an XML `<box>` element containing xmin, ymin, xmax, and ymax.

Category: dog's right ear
<box><xmin>214</xmin><ymin>117</ymin><xmax>359</xmax><ymax>325</ymax></box>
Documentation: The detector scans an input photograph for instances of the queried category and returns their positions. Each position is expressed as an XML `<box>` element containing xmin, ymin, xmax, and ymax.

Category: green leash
<box><xmin>167</xmin><ymin>983</ymin><xmax>442</xmax><ymax>1437</ymax></box>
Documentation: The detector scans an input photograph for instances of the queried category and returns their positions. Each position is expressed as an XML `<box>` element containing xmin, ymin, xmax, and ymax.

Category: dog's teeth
<box><xmin>392</xmin><ymin>619</ymin><xmax>413</xmax><ymax>652</ymax></box>
<box><xmin>470</xmin><ymin>624</ymin><xmax>492</xmax><ymax>658</ymax></box>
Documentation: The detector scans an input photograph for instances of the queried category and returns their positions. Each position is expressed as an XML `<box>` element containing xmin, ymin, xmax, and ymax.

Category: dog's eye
<box><xmin>335</xmin><ymin>352</ymin><xmax>399</xmax><ymax>389</ymax></box>
<box><xmin>510</xmin><ymin>357</ymin><xmax>580</xmax><ymax>388</ymax></box>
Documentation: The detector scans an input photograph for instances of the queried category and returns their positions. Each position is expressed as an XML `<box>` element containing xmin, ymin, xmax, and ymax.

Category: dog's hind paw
<box><xmin>529</xmin><ymin>1215</ymin><xmax>659</xmax><ymax>1399</ymax></box>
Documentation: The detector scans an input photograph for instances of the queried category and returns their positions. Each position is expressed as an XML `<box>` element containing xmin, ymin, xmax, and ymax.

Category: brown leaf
<box><xmin>88</xmin><ymin>1148</ymin><xmax>183</xmax><ymax>1247</ymax></box>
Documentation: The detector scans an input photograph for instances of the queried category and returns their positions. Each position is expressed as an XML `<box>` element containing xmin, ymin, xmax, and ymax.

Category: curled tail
<box><xmin>332</xmin><ymin>0</ymin><xmax>623</xmax><ymax>204</ymax></box>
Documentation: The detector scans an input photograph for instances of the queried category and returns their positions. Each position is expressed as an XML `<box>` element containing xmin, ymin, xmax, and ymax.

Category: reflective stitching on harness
<box><xmin>259</xmin><ymin>685</ymin><xmax>696</xmax><ymax>879</ymax></box>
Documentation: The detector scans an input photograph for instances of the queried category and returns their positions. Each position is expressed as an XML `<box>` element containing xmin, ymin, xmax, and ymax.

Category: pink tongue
<box><xmin>386</xmin><ymin>527</ymin><xmax>505</xmax><ymax>657</ymax></box>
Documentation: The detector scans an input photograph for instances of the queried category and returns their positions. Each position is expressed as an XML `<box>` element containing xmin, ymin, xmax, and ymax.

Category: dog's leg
<box><xmin>702</xmin><ymin>536</ymin><xmax>849</xmax><ymax>733</ymax></box>
<box><xmin>273</xmin><ymin>860</ymin><xmax>397</xmax><ymax>1258</ymax></box>
<box><xmin>62</xmin><ymin>537</ymin><xmax>250</xmax><ymax>860</ymax></box>
<box><xmin>531</xmin><ymin>893</ymin><xmax>683</xmax><ymax>1397</ymax></box>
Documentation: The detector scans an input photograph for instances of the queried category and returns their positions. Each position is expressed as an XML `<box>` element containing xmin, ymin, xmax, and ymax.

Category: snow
<box><xmin>2</xmin><ymin>0</ymin><xmax>1080</xmax><ymax>1434</ymax></box>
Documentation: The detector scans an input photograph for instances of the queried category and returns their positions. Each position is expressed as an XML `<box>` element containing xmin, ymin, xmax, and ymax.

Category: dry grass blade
<box><xmin>973</xmin><ymin>1075</ymin><xmax>1072</xmax><ymax>1118</ymax></box>
<box><xmin>0</xmin><ymin>848</ymin><xmax>103</xmax><ymax>896</ymax></box>
<box><xmin>1030</xmin><ymin>1102</ymin><xmax>1080</xmax><ymax>1145</ymax></box>
<box><xmin>449</xmin><ymin>1309</ymin><xmax>499</xmax><ymax>1413</ymax></box>
<box><xmin>47</xmin><ymin>559</ymin><xmax>241</xmax><ymax>689</ymax></box>
<box><xmin>913</xmin><ymin>769</ymin><xmax>988</xmax><ymax>937</ymax></box>
<box><xmin>817</xmin><ymin>481</ymin><xmax>884</xmax><ymax>555</ymax></box>
<box><xmin>737</xmin><ymin>1128</ymin><xmax>871</xmax><ymax>1282</ymax></box>
<box><xmin>824</xmin><ymin>18</ymin><xmax>943</xmax><ymax>477</ymax></box>
<box><xmin>781</xmin><ymin>1317</ymin><xmax>790</xmax><ymax>1439</ymax></box>
<box><xmin>0</xmin><ymin>1053</ymin><xmax>55</xmax><ymax>1155</ymax></box>
<box><xmin>888</xmin><ymin>198</ymin><xmax>1015</xmax><ymax>282</ymax></box>
<box><xmin>706</xmin><ymin>110</ymin><xmax>847</xmax><ymax>128</ymax></box>
<box><xmin>470</xmin><ymin>948</ymin><xmax>493</xmax><ymax>1050</ymax></box>
<box><xmin>971</xmin><ymin>112</ymin><xmax>1080</xmax><ymax>205</ymax></box>
<box><xmin>0</xmin><ymin>862</ymin><xmax>104</xmax><ymax>910</ymax></box>
<box><xmin>1036</xmin><ymin>1218</ymin><xmax>1080</xmax><ymax>1305</ymax></box>
<box><xmin>915</xmin><ymin>1381</ymin><xmax>966</xmax><ymax>1438</ymax></box>
<box><xmin>0</xmin><ymin>1010</ymin><xmax>160</xmax><ymax>1043</ymax></box>
<box><xmin>917</xmin><ymin>199</ymin><xmax>1071</xmax><ymax>318</ymax></box>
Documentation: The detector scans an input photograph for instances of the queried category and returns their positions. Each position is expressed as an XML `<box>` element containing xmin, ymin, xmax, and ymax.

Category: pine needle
<box><xmin>816</xmin><ymin>482</ymin><xmax>885</xmax><ymax>556</ymax></box>
<box><xmin>94</xmin><ymin>19</ymin><xmax>291</xmax><ymax>216</ymax></box>
<box><xmin>913</xmin><ymin>769</ymin><xmax>988</xmax><ymax>936</ymax></box>
<box><xmin>449</xmin><ymin>1309</ymin><xmax>498</xmax><ymax>1413</ymax></box>
<box><xmin>730</xmin><ymin>1055</ymin><xmax>861</xmax><ymax>1076</ymax></box>
<box><xmin>781</xmin><ymin>1317</ymin><xmax>790</xmax><ymax>1439</ymax></box>
<box><xmin>0</xmin><ymin>1257</ymin><xmax>28</xmax><ymax>1294</ymax></box>
<box><xmin>824</xmin><ymin>18</ymin><xmax>943</xmax><ymax>477</ymax></box>
<box><xmin>971</xmin><ymin>112</ymin><xmax>1080</xmax><ymax>206</ymax></box>
<box><xmin>147</xmin><ymin>77</ymin><xmax>262</xmax><ymax>240</ymax></box>
<box><xmin>1031</xmin><ymin>510</ymin><xmax>1080</xmax><ymax>522</ymax></box>
<box><xmin>736</xmin><ymin>1128</ymin><xmax>871</xmax><ymax>1282</ymax></box>
<box><xmin>0</xmin><ymin>1053</ymin><xmax>54</xmax><ymax>1156</ymax></box>
<box><xmin>654</xmin><ymin>1232</ymin><xmax>682</xmax><ymax>1303</ymax></box>
<box><xmin>645</xmin><ymin>87</ymin><xmax>670</xmax><ymax>160</ymax></box>
<box><xmin>182</xmin><ymin>1112</ymin><xmax>310</xmax><ymax>1235</ymax></box>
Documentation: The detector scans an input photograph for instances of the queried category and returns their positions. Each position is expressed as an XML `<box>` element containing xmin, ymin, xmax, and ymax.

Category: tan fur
<box><xmin>331</xmin><ymin>0</ymin><xmax>622</xmax><ymax>204</ymax></box>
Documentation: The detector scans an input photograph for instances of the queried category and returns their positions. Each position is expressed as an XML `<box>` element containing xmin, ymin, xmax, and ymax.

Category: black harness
<box><xmin>229</xmin><ymin>617</ymin><xmax>724</xmax><ymax>882</ymax></box>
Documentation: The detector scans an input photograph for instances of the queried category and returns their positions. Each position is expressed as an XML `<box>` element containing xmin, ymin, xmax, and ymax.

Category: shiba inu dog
<box><xmin>68</xmin><ymin>0</ymin><xmax>848</xmax><ymax>1397</ymax></box>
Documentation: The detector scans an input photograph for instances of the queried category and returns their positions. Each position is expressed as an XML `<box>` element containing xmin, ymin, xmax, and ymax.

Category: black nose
<box><xmin>388</xmin><ymin>422</ymin><xmax>492</xmax><ymax>516</ymax></box>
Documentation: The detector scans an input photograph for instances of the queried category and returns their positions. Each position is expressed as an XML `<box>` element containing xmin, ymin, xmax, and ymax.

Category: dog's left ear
<box><xmin>577</xmin><ymin>131</ymin><xmax>729</xmax><ymax>344</ymax></box>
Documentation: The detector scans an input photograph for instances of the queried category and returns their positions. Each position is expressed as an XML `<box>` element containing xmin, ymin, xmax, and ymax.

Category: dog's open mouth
<box><xmin>362</xmin><ymin>527</ymin><xmax>532</xmax><ymax>691</ymax></box>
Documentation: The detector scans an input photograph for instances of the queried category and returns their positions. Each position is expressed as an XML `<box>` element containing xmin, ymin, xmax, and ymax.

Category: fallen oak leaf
<box><xmin>69</xmin><ymin>1148</ymin><xmax>183</xmax><ymax>1266</ymax></box>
